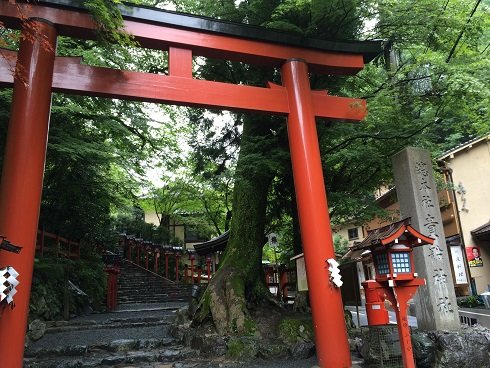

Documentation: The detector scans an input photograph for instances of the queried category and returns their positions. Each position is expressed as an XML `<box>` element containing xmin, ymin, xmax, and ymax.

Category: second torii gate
<box><xmin>0</xmin><ymin>1</ymin><xmax>384</xmax><ymax>367</ymax></box>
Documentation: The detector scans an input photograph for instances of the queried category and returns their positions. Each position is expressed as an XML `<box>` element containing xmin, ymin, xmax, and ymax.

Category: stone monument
<box><xmin>392</xmin><ymin>147</ymin><xmax>460</xmax><ymax>331</ymax></box>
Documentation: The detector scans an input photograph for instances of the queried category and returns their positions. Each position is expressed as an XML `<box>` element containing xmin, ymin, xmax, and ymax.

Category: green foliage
<box><xmin>84</xmin><ymin>0</ymin><xmax>135</xmax><ymax>46</ymax></box>
<box><xmin>278</xmin><ymin>317</ymin><xmax>314</xmax><ymax>344</ymax></box>
<box><xmin>29</xmin><ymin>253</ymin><xmax>107</xmax><ymax>321</ymax></box>
<box><xmin>334</xmin><ymin>234</ymin><xmax>349</xmax><ymax>256</ymax></box>
<box><xmin>457</xmin><ymin>295</ymin><xmax>484</xmax><ymax>308</ymax></box>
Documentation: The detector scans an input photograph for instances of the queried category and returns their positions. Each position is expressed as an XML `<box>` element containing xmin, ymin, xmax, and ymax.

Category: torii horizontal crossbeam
<box><xmin>0</xmin><ymin>50</ymin><xmax>366</xmax><ymax>120</ymax></box>
<box><xmin>0</xmin><ymin>0</ymin><xmax>383</xmax><ymax>75</ymax></box>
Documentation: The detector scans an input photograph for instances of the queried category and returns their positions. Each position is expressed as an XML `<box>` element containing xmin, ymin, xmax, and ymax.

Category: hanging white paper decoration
<box><xmin>0</xmin><ymin>266</ymin><xmax>19</xmax><ymax>308</ymax></box>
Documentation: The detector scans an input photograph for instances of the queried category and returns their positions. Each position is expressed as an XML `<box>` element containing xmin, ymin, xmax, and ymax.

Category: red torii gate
<box><xmin>0</xmin><ymin>1</ymin><xmax>384</xmax><ymax>367</ymax></box>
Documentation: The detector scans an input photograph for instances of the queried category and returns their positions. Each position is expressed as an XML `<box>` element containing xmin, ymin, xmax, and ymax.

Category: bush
<box><xmin>457</xmin><ymin>295</ymin><xmax>484</xmax><ymax>308</ymax></box>
<box><xmin>29</xmin><ymin>253</ymin><xmax>106</xmax><ymax>321</ymax></box>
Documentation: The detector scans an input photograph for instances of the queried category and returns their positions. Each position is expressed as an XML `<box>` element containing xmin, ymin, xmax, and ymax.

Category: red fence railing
<box><xmin>35</xmin><ymin>229</ymin><xmax>81</xmax><ymax>259</ymax></box>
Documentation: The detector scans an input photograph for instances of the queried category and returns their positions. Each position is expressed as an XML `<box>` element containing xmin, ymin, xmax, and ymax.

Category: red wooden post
<box><xmin>280</xmin><ymin>269</ymin><xmax>288</xmax><ymax>302</ymax></box>
<box><xmin>206</xmin><ymin>256</ymin><xmax>212</xmax><ymax>281</ymax></box>
<box><xmin>197</xmin><ymin>266</ymin><xmax>202</xmax><ymax>284</ymax></box>
<box><xmin>165</xmin><ymin>252</ymin><xmax>170</xmax><ymax>278</ymax></box>
<box><xmin>282</xmin><ymin>59</ymin><xmax>351</xmax><ymax>368</ymax></box>
<box><xmin>0</xmin><ymin>19</ymin><xmax>57</xmax><ymax>367</ymax></box>
<box><xmin>190</xmin><ymin>255</ymin><xmax>195</xmax><ymax>284</ymax></box>
<box><xmin>175</xmin><ymin>254</ymin><xmax>180</xmax><ymax>282</ymax></box>
<box><xmin>128</xmin><ymin>240</ymin><xmax>133</xmax><ymax>262</ymax></box>
<box><xmin>154</xmin><ymin>250</ymin><xmax>159</xmax><ymax>273</ymax></box>
<box><xmin>136</xmin><ymin>243</ymin><xmax>141</xmax><ymax>266</ymax></box>
<box><xmin>145</xmin><ymin>247</ymin><xmax>149</xmax><ymax>270</ymax></box>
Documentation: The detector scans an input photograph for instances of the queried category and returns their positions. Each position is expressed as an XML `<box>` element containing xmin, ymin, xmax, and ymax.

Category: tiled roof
<box><xmin>471</xmin><ymin>220</ymin><xmax>490</xmax><ymax>239</ymax></box>
<box><xmin>194</xmin><ymin>231</ymin><xmax>229</xmax><ymax>255</ymax></box>
<box><xmin>438</xmin><ymin>134</ymin><xmax>490</xmax><ymax>160</ymax></box>
<box><xmin>351</xmin><ymin>217</ymin><xmax>433</xmax><ymax>251</ymax></box>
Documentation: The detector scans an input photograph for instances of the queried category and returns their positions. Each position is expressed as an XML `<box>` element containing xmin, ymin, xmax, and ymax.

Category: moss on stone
<box><xmin>278</xmin><ymin>318</ymin><xmax>314</xmax><ymax>345</ymax></box>
<box><xmin>226</xmin><ymin>336</ymin><xmax>259</xmax><ymax>360</ymax></box>
<box><xmin>243</xmin><ymin>317</ymin><xmax>257</xmax><ymax>335</ymax></box>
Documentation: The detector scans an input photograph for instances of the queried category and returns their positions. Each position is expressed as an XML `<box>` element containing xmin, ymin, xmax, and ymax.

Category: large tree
<box><xmin>169</xmin><ymin>0</ymin><xmax>490</xmax><ymax>333</ymax></box>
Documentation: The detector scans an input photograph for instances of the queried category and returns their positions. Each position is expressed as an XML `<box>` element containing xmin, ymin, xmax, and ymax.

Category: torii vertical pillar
<box><xmin>282</xmin><ymin>59</ymin><xmax>351</xmax><ymax>368</ymax></box>
<box><xmin>0</xmin><ymin>19</ymin><xmax>56</xmax><ymax>367</ymax></box>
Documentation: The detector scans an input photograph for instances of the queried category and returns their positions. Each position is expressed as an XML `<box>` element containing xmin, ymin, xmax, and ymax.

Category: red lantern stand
<box><xmin>104</xmin><ymin>264</ymin><xmax>120</xmax><ymax>312</ymax></box>
<box><xmin>354</xmin><ymin>218</ymin><xmax>434</xmax><ymax>368</ymax></box>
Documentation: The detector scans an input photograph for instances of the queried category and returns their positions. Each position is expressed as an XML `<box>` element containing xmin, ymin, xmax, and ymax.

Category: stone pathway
<box><xmin>24</xmin><ymin>302</ymin><xmax>364</xmax><ymax>367</ymax></box>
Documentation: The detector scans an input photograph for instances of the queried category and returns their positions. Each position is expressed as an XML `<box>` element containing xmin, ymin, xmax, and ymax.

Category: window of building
<box><xmin>348</xmin><ymin>227</ymin><xmax>359</xmax><ymax>240</ymax></box>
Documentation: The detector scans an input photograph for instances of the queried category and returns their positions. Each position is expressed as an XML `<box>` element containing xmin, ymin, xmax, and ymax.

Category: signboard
<box><xmin>449</xmin><ymin>245</ymin><xmax>468</xmax><ymax>284</ymax></box>
<box><xmin>466</xmin><ymin>246</ymin><xmax>483</xmax><ymax>268</ymax></box>
<box><xmin>291</xmin><ymin>254</ymin><xmax>309</xmax><ymax>291</ymax></box>
<box><xmin>268</xmin><ymin>233</ymin><xmax>279</xmax><ymax>248</ymax></box>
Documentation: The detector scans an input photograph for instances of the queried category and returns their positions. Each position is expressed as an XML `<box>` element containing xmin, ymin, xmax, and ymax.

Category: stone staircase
<box><xmin>23</xmin><ymin>304</ymin><xmax>201</xmax><ymax>368</ymax></box>
<box><xmin>118</xmin><ymin>261</ymin><xmax>192</xmax><ymax>305</ymax></box>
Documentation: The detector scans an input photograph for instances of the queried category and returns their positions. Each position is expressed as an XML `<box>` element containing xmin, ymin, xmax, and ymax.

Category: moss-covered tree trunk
<box><xmin>194</xmin><ymin>116</ymin><xmax>276</xmax><ymax>334</ymax></box>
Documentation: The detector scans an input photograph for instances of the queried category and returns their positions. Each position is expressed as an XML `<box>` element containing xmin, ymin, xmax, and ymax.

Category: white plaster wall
<box><xmin>445</xmin><ymin>139</ymin><xmax>490</xmax><ymax>293</ymax></box>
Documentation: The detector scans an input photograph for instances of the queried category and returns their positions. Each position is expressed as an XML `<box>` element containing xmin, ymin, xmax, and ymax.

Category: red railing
<box><xmin>35</xmin><ymin>229</ymin><xmax>81</xmax><ymax>259</ymax></box>
<box><xmin>120</xmin><ymin>235</ymin><xmax>216</xmax><ymax>284</ymax></box>
<box><xmin>264</xmin><ymin>266</ymin><xmax>297</xmax><ymax>303</ymax></box>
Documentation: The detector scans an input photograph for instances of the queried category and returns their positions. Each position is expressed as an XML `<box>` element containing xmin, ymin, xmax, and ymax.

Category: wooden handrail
<box><xmin>35</xmin><ymin>229</ymin><xmax>81</xmax><ymax>259</ymax></box>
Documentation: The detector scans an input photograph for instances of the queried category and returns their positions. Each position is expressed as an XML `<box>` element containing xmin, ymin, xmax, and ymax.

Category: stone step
<box><xmin>45</xmin><ymin>318</ymin><xmax>172</xmax><ymax>334</ymax></box>
<box><xmin>117</xmin><ymin>290</ymin><xmax>189</xmax><ymax>296</ymax></box>
<box><xmin>116</xmin><ymin>262</ymin><xmax>193</xmax><ymax>305</ymax></box>
<box><xmin>24</xmin><ymin>343</ymin><xmax>198</xmax><ymax>368</ymax></box>
<box><xmin>26</xmin><ymin>337</ymin><xmax>174</xmax><ymax>358</ymax></box>
<box><xmin>118</xmin><ymin>299</ymin><xmax>187</xmax><ymax>304</ymax></box>
<box><xmin>116</xmin><ymin>298</ymin><xmax>188</xmax><ymax>303</ymax></box>
<box><xmin>117</xmin><ymin>286</ymin><xmax>187</xmax><ymax>292</ymax></box>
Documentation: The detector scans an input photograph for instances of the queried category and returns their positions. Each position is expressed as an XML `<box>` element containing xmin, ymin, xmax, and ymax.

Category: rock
<box><xmin>226</xmin><ymin>336</ymin><xmax>259</xmax><ymax>360</ymax></box>
<box><xmin>258</xmin><ymin>342</ymin><xmax>289</xmax><ymax>359</ymax></box>
<box><xmin>124</xmin><ymin>351</ymin><xmax>157</xmax><ymax>364</ymax></box>
<box><xmin>169</xmin><ymin>323</ymin><xmax>190</xmax><ymax>342</ymax></box>
<box><xmin>63</xmin><ymin>345</ymin><xmax>88</xmax><ymax>356</ymax></box>
<box><xmin>429</xmin><ymin>327</ymin><xmax>490</xmax><ymax>368</ymax></box>
<box><xmin>289</xmin><ymin>341</ymin><xmax>315</xmax><ymax>359</ymax></box>
<box><xmin>160</xmin><ymin>348</ymin><xmax>185</xmax><ymax>361</ymax></box>
<box><xmin>175</xmin><ymin>307</ymin><xmax>190</xmax><ymax>324</ymax></box>
<box><xmin>28</xmin><ymin>319</ymin><xmax>46</xmax><ymax>341</ymax></box>
<box><xmin>107</xmin><ymin>339</ymin><xmax>139</xmax><ymax>352</ymax></box>
<box><xmin>101</xmin><ymin>356</ymin><xmax>126</xmax><ymax>365</ymax></box>
<box><xmin>348</xmin><ymin>337</ymin><xmax>363</xmax><ymax>354</ymax></box>
<box><xmin>412</xmin><ymin>331</ymin><xmax>435</xmax><ymax>368</ymax></box>
<box><xmin>190</xmin><ymin>334</ymin><xmax>227</xmax><ymax>357</ymax></box>
<box><xmin>278</xmin><ymin>318</ymin><xmax>314</xmax><ymax>345</ymax></box>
